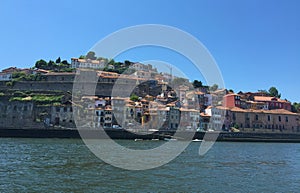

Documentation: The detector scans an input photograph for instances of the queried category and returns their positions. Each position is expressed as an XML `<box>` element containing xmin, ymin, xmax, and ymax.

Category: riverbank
<box><xmin>1</xmin><ymin>128</ymin><xmax>300</xmax><ymax>142</ymax></box>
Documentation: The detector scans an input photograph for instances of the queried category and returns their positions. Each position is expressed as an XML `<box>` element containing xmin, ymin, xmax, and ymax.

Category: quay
<box><xmin>1</xmin><ymin>128</ymin><xmax>300</xmax><ymax>142</ymax></box>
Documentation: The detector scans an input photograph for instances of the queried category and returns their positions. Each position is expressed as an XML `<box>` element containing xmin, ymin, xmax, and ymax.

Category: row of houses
<box><xmin>2</xmin><ymin>57</ymin><xmax>189</xmax><ymax>87</ymax></box>
<box><xmin>71</xmin><ymin>58</ymin><xmax>188</xmax><ymax>84</ymax></box>
<box><xmin>0</xmin><ymin>67</ymin><xmax>49</xmax><ymax>81</ymax></box>
<box><xmin>1</xmin><ymin>88</ymin><xmax>299</xmax><ymax>133</ymax></box>
<box><xmin>223</xmin><ymin>93</ymin><xmax>292</xmax><ymax>111</ymax></box>
<box><xmin>200</xmin><ymin>106</ymin><xmax>300</xmax><ymax>132</ymax></box>
<box><xmin>76</xmin><ymin>96</ymin><xmax>200</xmax><ymax>130</ymax></box>
<box><xmin>71</xmin><ymin>92</ymin><xmax>300</xmax><ymax>133</ymax></box>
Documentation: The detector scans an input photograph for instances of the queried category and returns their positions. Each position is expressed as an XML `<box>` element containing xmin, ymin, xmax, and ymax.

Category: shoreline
<box><xmin>1</xmin><ymin>128</ymin><xmax>300</xmax><ymax>142</ymax></box>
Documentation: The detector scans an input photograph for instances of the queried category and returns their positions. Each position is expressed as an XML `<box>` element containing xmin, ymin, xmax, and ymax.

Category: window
<box><xmin>255</xmin><ymin>115</ymin><xmax>258</xmax><ymax>121</ymax></box>
<box><xmin>286</xmin><ymin>116</ymin><xmax>288</xmax><ymax>122</ymax></box>
<box><xmin>268</xmin><ymin>115</ymin><xmax>270</xmax><ymax>121</ymax></box>
<box><xmin>278</xmin><ymin>116</ymin><xmax>281</xmax><ymax>122</ymax></box>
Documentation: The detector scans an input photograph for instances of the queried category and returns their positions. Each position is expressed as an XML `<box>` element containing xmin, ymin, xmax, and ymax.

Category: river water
<box><xmin>0</xmin><ymin>138</ymin><xmax>299</xmax><ymax>193</ymax></box>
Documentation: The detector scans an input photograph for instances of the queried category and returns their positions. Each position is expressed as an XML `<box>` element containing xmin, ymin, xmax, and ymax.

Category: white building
<box><xmin>180</xmin><ymin>108</ymin><xmax>199</xmax><ymax>130</ymax></box>
<box><xmin>71</xmin><ymin>58</ymin><xmax>106</xmax><ymax>69</ymax></box>
<box><xmin>205</xmin><ymin>106</ymin><xmax>226</xmax><ymax>130</ymax></box>
<box><xmin>133</xmin><ymin>70</ymin><xmax>151</xmax><ymax>79</ymax></box>
<box><xmin>0</xmin><ymin>72</ymin><xmax>12</xmax><ymax>81</ymax></box>
<box><xmin>129</xmin><ymin>62</ymin><xmax>157</xmax><ymax>73</ymax></box>
<box><xmin>129</xmin><ymin>63</ymin><xmax>148</xmax><ymax>71</ymax></box>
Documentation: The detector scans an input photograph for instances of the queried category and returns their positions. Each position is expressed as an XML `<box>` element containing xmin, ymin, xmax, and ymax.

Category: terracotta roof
<box><xmin>45</xmin><ymin>72</ymin><xmax>76</xmax><ymax>76</ymax></box>
<box><xmin>254</xmin><ymin>96</ymin><xmax>290</xmax><ymax>103</ymax></box>
<box><xmin>224</xmin><ymin>93</ymin><xmax>239</xmax><ymax>97</ymax></box>
<box><xmin>230</xmin><ymin>107</ymin><xmax>296</xmax><ymax>115</ymax></box>
<box><xmin>266</xmin><ymin>109</ymin><xmax>297</xmax><ymax>115</ymax></box>
<box><xmin>82</xmin><ymin>96</ymin><xmax>98</xmax><ymax>100</ymax></box>
<box><xmin>180</xmin><ymin>108</ymin><xmax>199</xmax><ymax>112</ymax></box>
<box><xmin>111</xmin><ymin>97</ymin><xmax>126</xmax><ymax>100</ymax></box>
<box><xmin>36</xmin><ymin>69</ymin><xmax>50</xmax><ymax>73</ymax></box>
<box><xmin>254</xmin><ymin>96</ymin><xmax>277</xmax><ymax>101</ymax></box>
<box><xmin>230</xmin><ymin>107</ymin><xmax>247</xmax><ymax>112</ymax></box>
<box><xmin>195</xmin><ymin>91</ymin><xmax>205</xmax><ymax>95</ymax></box>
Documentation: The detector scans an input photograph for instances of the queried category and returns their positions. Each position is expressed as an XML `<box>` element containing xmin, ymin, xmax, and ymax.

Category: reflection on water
<box><xmin>0</xmin><ymin>138</ymin><xmax>299</xmax><ymax>192</ymax></box>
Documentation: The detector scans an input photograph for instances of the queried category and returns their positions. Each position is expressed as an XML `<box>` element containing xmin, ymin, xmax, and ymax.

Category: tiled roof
<box><xmin>230</xmin><ymin>107</ymin><xmax>296</xmax><ymax>115</ymax></box>
<box><xmin>254</xmin><ymin>96</ymin><xmax>290</xmax><ymax>103</ymax></box>
<box><xmin>45</xmin><ymin>72</ymin><xmax>76</xmax><ymax>76</ymax></box>
<box><xmin>195</xmin><ymin>91</ymin><xmax>205</xmax><ymax>95</ymax></box>
<box><xmin>224</xmin><ymin>93</ymin><xmax>239</xmax><ymax>97</ymax></box>
<box><xmin>254</xmin><ymin>96</ymin><xmax>277</xmax><ymax>101</ymax></box>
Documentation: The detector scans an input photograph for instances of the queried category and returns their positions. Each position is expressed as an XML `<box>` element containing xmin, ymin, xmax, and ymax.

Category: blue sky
<box><xmin>0</xmin><ymin>0</ymin><xmax>299</xmax><ymax>102</ymax></box>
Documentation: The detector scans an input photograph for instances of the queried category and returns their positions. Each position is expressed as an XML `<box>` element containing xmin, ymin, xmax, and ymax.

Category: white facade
<box><xmin>205</xmin><ymin>107</ymin><xmax>225</xmax><ymax>130</ymax></box>
<box><xmin>0</xmin><ymin>73</ymin><xmax>12</xmax><ymax>81</ymax></box>
<box><xmin>129</xmin><ymin>63</ymin><xmax>149</xmax><ymax>71</ymax></box>
<box><xmin>190</xmin><ymin>110</ymin><xmax>200</xmax><ymax>130</ymax></box>
<box><xmin>71</xmin><ymin>58</ymin><xmax>106</xmax><ymax>69</ymax></box>
<box><xmin>95</xmin><ymin>99</ymin><xmax>106</xmax><ymax>108</ymax></box>
<box><xmin>134</xmin><ymin>70</ymin><xmax>151</xmax><ymax>79</ymax></box>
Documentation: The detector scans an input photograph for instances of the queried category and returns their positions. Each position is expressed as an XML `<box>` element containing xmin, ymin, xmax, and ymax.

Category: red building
<box><xmin>223</xmin><ymin>94</ymin><xmax>241</xmax><ymax>108</ymax></box>
<box><xmin>254</xmin><ymin>96</ymin><xmax>291</xmax><ymax>111</ymax></box>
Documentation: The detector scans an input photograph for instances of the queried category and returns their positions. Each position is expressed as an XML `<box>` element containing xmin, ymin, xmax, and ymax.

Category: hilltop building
<box><xmin>223</xmin><ymin>93</ymin><xmax>292</xmax><ymax>111</ymax></box>
<box><xmin>71</xmin><ymin>58</ymin><xmax>106</xmax><ymax>69</ymax></box>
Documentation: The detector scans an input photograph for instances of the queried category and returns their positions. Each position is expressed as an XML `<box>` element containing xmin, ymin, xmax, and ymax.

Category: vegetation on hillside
<box><xmin>292</xmin><ymin>102</ymin><xmax>300</xmax><ymax>113</ymax></box>
<box><xmin>130</xmin><ymin>94</ymin><xmax>139</xmax><ymax>101</ymax></box>
<box><xmin>12</xmin><ymin>72</ymin><xmax>44</xmax><ymax>81</ymax></box>
<box><xmin>34</xmin><ymin>57</ymin><xmax>73</xmax><ymax>72</ymax></box>
<box><xmin>268</xmin><ymin>86</ymin><xmax>281</xmax><ymax>98</ymax></box>
<box><xmin>7</xmin><ymin>91</ymin><xmax>64</xmax><ymax>105</ymax></box>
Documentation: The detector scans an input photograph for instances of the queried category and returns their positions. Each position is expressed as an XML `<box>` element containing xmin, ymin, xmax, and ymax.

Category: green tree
<box><xmin>292</xmin><ymin>102</ymin><xmax>300</xmax><ymax>113</ymax></box>
<box><xmin>79</xmin><ymin>55</ymin><xmax>86</xmax><ymax>59</ymax></box>
<box><xmin>12</xmin><ymin>72</ymin><xmax>27</xmax><ymax>80</ymax></box>
<box><xmin>192</xmin><ymin>80</ymin><xmax>203</xmax><ymax>88</ymax></box>
<box><xmin>48</xmin><ymin>60</ymin><xmax>56</xmax><ymax>68</ymax></box>
<box><xmin>209</xmin><ymin>84</ymin><xmax>218</xmax><ymax>91</ymax></box>
<box><xmin>108</xmin><ymin>59</ymin><xmax>115</xmax><ymax>65</ymax></box>
<box><xmin>61</xmin><ymin>60</ymin><xmax>69</xmax><ymax>65</ymax></box>
<box><xmin>35</xmin><ymin>59</ymin><xmax>47</xmax><ymax>69</ymax></box>
<box><xmin>269</xmin><ymin>86</ymin><xmax>281</xmax><ymax>98</ymax></box>
<box><xmin>86</xmin><ymin>51</ymin><xmax>97</xmax><ymax>60</ymax></box>
<box><xmin>130</xmin><ymin>94</ymin><xmax>139</xmax><ymax>101</ymax></box>
<box><xmin>233</xmin><ymin>123</ymin><xmax>239</xmax><ymax>129</ymax></box>
<box><xmin>124</xmin><ymin>60</ymin><xmax>131</xmax><ymax>67</ymax></box>
<box><xmin>56</xmin><ymin>57</ymin><xmax>61</xmax><ymax>64</ymax></box>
